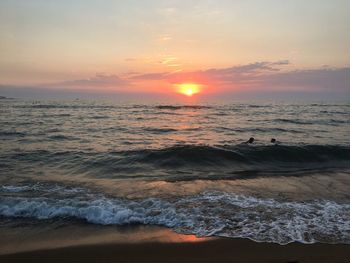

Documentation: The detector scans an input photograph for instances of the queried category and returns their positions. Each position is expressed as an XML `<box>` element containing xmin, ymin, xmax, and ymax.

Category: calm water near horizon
<box><xmin>0</xmin><ymin>99</ymin><xmax>349</xmax><ymax>245</ymax></box>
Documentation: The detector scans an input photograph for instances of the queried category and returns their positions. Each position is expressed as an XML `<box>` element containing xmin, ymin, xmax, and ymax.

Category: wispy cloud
<box><xmin>131</xmin><ymin>60</ymin><xmax>291</xmax><ymax>83</ymax></box>
<box><xmin>14</xmin><ymin>61</ymin><xmax>349</xmax><ymax>96</ymax></box>
<box><xmin>130</xmin><ymin>72</ymin><xmax>170</xmax><ymax>80</ymax></box>
<box><xmin>48</xmin><ymin>73</ymin><xmax>128</xmax><ymax>89</ymax></box>
<box><xmin>205</xmin><ymin>60</ymin><xmax>290</xmax><ymax>75</ymax></box>
<box><xmin>130</xmin><ymin>61</ymin><xmax>350</xmax><ymax>93</ymax></box>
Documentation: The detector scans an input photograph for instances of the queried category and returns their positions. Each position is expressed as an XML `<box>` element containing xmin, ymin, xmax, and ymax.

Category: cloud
<box><xmin>261</xmin><ymin>67</ymin><xmax>350</xmax><ymax>91</ymax></box>
<box><xmin>49</xmin><ymin>73</ymin><xmax>129</xmax><ymax>89</ymax></box>
<box><xmin>130</xmin><ymin>60</ymin><xmax>350</xmax><ymax>93</ymax></box>
<box><xmin>205</xmin><ymin>60</ymin><xmax>290</xmax><ymax>76</ymax></box>
<box><xmin>206</xmin><ymin>63</ymin><xmax>350</xmax><ymax>92</ymax></box>
<box><xmin>7</xmin><ymin>61</ymin><xmax>348</xmax><ymax>97</ymax></box>
<box><xmin>131</xmin><ymin>60</ymin><xmax>291</xmax><ymax>84</ymax></box>
<box><xmin>130</xmin><ymin>72</ymin><xmax>170</xmax><ymax>80</ymax></box>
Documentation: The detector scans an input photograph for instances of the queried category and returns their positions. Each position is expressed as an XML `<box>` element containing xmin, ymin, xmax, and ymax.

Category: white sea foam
<box><xmin>0</xmin><ymin>189</ymin><xmax>349</xmax><ymax>244</ymax></box>
<box><xmin>1</xmin><ymin>185</ymin><xmax>31</xmax><ymax>193</ymax></box>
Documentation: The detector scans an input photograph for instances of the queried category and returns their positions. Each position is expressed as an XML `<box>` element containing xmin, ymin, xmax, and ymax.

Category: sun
<box><xmin>177</xmin><ymin>83</ymin><xmax>201</xmax><ymax>96</ymax></box>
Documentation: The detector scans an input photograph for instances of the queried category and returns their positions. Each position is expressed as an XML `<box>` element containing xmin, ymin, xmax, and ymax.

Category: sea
<box><xmin>0</xmin><ymin>99</ymin><xmax>349</xmax><ymax>245</ymax></box>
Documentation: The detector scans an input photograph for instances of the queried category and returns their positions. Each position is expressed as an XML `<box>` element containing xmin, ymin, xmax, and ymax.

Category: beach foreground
<box><xmin>1</xmin><ymin>223</ymin><xmax>349</xmax><ymax>263</ymax></box>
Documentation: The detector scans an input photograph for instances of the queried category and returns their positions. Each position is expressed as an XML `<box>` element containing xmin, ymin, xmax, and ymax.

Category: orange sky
<box><xmin>0</xmin><ymin>1</ymin><xmax>350</xmax><ymax>99</ymax></box>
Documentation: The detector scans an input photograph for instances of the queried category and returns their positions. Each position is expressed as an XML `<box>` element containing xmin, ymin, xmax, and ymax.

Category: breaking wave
<box><xmin>0</xmin><ymin>187</ymin><xmax>349</xmax><ymax>245</ymax></box>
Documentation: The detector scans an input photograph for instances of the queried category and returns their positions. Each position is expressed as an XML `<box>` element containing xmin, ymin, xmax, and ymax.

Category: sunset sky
<box><xmin>1</xmin><ymin>0</ymin><xmax>350</xmax><ymax>99</ymax></box>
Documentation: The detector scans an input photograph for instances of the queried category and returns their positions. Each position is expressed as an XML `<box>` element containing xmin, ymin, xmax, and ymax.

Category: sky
<box><xmin>0</xmin><ymin>0</ymin><xmax>350</xmax><ymax>100</ymax></box>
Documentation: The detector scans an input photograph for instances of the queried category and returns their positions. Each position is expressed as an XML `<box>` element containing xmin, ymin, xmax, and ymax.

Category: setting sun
<box><xmin>177</xmin><ymin>83</ymin><xmax>201</xmax><ymax>96</ymax></box>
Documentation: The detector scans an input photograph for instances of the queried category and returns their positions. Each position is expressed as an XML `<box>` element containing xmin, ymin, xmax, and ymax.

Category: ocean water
<box><xmin>0</xmin><ymin>99</ymin><xmax>349</xmax><ymax>244</ymax></box>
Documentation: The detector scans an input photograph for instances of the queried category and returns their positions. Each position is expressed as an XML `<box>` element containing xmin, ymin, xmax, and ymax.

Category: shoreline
<box><xmin>1</xmin><ymin>222</ymin><xmax>349</xmax><ymax>263</ymax></box>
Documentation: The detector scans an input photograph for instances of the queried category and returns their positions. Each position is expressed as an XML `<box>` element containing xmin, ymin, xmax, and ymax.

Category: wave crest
<box><xmin>134</xmin><ymin>144</ymin><xmax>350</xmax><ymax>166</ymax></box>
<box><xmin>0</xmin><ymin>190</ymin><xmax>349</xmax><ymax>244</ymax></box>
<box><xmin>2</xmin><ymin>144</ymin><xmax>349</xmax><ymax>180</ymax></box>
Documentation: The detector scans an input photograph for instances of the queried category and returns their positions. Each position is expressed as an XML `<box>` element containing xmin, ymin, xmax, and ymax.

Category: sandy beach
<box><xmin>1</xmin><ymin>222</ymin><xmax>349</xmax><ymax>263</ymax></box>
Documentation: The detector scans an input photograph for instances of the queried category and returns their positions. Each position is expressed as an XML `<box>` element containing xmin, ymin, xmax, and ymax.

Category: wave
<box><xmin>0</xmin><ymin>189</ymin><xmax>349</xmax><ymax>244</ymax></box>
<box><xmin>14</xmin><ymin>104</ymin><xmax>116</xmax><ymax>110</ymax></box>
<box><xmin>219</xmin><ymin>127</ymin><xmax>306</xmax><ymax>134</ymax></box>
<box><xmin>7</xmin><ymin>144</ymin><xmax>350</xmax><ymax>164</ymax></box>
<box><xmin>44</xmin><ymin>113</ymin><xmax>72</xmax><ymax>117</ymax></box>
<box><xmin>1</xmin><ymin>144</ymin><xmax>349</xmax><ymax>180</ymax></box>
<box><xmin>274</xmin><ymin>118</ymin><xmax>347</xmax><ymax>126</ymax></box>
<box><xmin>143</xmin><ymin>127</ymin><xmax>178</xmax><ymax>134</ymax></box>
<box><xmin>89</xmin><ymin>115</ymin><xmax>110</xmax><ymax>119</ymax></box>
<box><xmin>156</xmin><ymin>105</ymin><xmax>211</xmax><ymax>110</ymax></box>
<box><xmin>134</xmin><ymin>144</ymin><xmax>350</xmax><ymax>165</ymax></box>
<box><xmin>0</xmin><ymin>131</ymin><xmax>27</xmax><ymax>137</ymax></box>
<box><xmin>1</xmin><ymin>183</ymin><xmax>85</xmax><ymax>194</ymax></box>
<box><xmin>275</xmin><ymin>119</ymin><xmax>313</xmax><ymax>125</ymax></box>
<box><xmin>48</xmin><ymin>135</ymin><xmax>78</xmax><ymax>141</ymax></box>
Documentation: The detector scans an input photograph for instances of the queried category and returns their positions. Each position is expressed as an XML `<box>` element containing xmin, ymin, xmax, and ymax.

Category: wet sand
<box><xmin>0</xmin><ymin>222</ymin><xmax>349</xmax><ymax>263</ymax></box>
<box><xmin>2</xmin><ymin>237</ymin><xmax>350</xmax><ymax>263</ymax></box>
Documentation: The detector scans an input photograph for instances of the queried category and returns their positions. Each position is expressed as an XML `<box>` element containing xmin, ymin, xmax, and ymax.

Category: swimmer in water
<box><xmin>271</xmin><ymin>138</ymin><xmax>281</xmax><ymax>145</ymax></box>
<box><xmin>246</xmin><ymin>137</ymin><xmax>255</xmax><ymax>144</ymax></box>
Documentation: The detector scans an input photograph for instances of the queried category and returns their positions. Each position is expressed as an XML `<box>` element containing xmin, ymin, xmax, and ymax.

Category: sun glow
<box><xmin>177</xmin><ymin>83</ymin><xmax>201</xmax><ymax>96</ymax></box>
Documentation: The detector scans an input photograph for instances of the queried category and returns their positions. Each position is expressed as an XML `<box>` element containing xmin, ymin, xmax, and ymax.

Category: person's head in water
<box><xmin>271</xmin><ymin>138</ymin><xmax>276</xmax><ymax>143</ymax></box>
<box><xmin>247</xmin><ymin>137</ymin><xmax>254</xmax><ymax>144</ymax></box>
